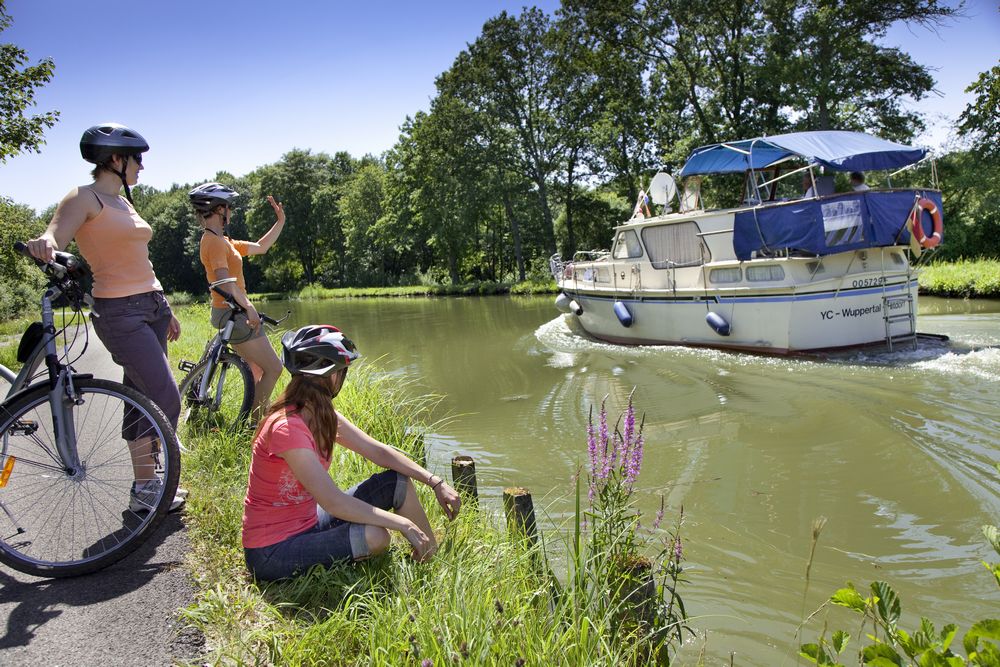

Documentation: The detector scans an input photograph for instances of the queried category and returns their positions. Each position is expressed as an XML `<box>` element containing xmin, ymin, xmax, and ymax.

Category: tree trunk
<box><xmin>501</xmin><ymin>189</ymin><xmax>526</xmax><ymax>282</ymax></box>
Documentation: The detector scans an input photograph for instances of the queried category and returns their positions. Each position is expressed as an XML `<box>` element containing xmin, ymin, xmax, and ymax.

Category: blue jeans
<box><xmin>245</xmin><ymin>470</ymin><xmax>408</xmax><ymax>581</ymax></box>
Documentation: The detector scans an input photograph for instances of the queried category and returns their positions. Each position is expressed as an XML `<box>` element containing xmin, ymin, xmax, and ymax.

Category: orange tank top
<box><xmin>74</xmin><ymin>190</ymin><xmax>162</xmax><ymax>298</ymax></box>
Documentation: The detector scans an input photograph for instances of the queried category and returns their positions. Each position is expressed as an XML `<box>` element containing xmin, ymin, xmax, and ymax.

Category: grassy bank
<box><xmin>918</xmin><ymin>259</ymin><xmax>1000</xmax><ymax>298</ymax></box>
<box><xmin>167</xmin><ymin>308</ymin><xmax>686</xmax><ymax>665</ymax></box>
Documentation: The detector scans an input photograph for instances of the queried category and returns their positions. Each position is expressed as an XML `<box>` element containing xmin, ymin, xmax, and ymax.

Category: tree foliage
<box><xmin>0</xmin><ymin>1</ymin><xmax>59</xmax><ymax>162</ymax></box>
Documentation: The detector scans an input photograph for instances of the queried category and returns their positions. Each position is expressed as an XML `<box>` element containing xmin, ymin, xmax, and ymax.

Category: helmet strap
<box><xmin>110</xmin><ymin>155</ymin><xmax>135</xmax><ymax>205</ymax></box>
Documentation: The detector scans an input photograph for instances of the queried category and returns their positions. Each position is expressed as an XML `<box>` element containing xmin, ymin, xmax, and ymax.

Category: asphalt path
<box><xmin>0</xmin><ymin>325</ymin><xmax>204</xmax><ymax>666</ymax></box>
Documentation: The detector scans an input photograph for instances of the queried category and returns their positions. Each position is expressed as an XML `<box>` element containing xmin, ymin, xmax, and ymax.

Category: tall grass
<box><xmin>170</xmin><ymin>307</ymin><xmax>689</xmax><ymax>664</ymax></box>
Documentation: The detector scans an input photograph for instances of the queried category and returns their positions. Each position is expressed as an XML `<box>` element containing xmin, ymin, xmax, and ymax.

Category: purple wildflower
<box><xmin>587</xmin><ymin>414</ymin><xmax>598</xmax><ymax>479</ymax></box>
<box><xmin>598</xmin><ymin>398</ymin><xmax>611</xmax><ymax>480</ymax></box>
<box><xmin>652</xmin><ymin>496</ymin><xmax>665</xmax><ymax>531</ymax></box>
<box><xmin>421</xmin><ymin>660</ymin><xmax>434</xmax><ymax>667</ymax></box>
<box><xmin>673</xmin><ymin>535</ymin><xmax>683</xmax><ymax>563</ymax></box>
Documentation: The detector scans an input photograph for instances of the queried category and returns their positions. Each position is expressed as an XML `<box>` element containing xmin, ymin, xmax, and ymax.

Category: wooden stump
<box><xmin>502</xmin><ymin>487</ymin><xmax>537</xmax><ymax>545</ymax></box>
<box><xmin>451</xmin><ymin>455</ymin><xmax>479</xmax><ymax>501</ymax></box>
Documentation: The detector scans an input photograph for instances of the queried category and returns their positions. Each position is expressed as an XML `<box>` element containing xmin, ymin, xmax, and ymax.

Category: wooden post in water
<box><xmin>502</xmin><ymin>487</ymin><xmax>537</xmax><ymax>545</ymax></box>
<box><xmin>451</xmin><ymin>455</ymin><xmax>478</xmax><ymax>502</ymax></box>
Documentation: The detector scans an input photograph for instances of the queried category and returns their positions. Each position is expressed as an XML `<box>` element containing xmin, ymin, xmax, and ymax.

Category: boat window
<box><xmin>709</xmin><ymin>267</ymin><xmax>742</xmax><ymax>284</ymax></box>
<box><xmin>821</xmin><ymin>199</ymin><xmax>865</xmax><ymax>246</ymax></box>
<box><xmin>612</xmin><ymin>230</ymin><xmax>644</xmax><ymax>259</ymax></box>
<box><xmin>641</xmin><ymin>222</ymin><xmax>709</xmax><ymax>269</ymax></box>
<box><xmin>746</xmin><ymin>265</ymin><xmax>786</xmax><ymax>282</ymax></box>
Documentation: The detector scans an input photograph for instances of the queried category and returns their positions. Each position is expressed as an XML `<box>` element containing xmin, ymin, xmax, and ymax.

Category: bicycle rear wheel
<box><xmin>0</xmin><ymin>378</ymin><xmax>180</xmax><ymax>578</ymax></box>
<box><xmin>178</xmin><ymin>352</ymin><xmax>254</xmax><ymax>431</ymax></box>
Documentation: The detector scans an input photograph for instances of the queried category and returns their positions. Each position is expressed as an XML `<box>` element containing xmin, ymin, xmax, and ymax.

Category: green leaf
<box><xmin>969</xmin><ymin>619</ymin><xmax>1000</xmax><ymax>642</ymax></box>
<box><xmin>862</xmin><ymin>643</ymin><xmax>903</xmax><ymax>666</ymax></box>
<box><xmin>872</xmin><ymin>581</ymin><xmax>902</xmax><ymax>630</ymax></box>
<box><xmin>940</xmin><ymin>624</ymin><xmax>958</xmax><ymax>651</ymax></box>
<box><xmin>832</xmin><ymin>586</ymin><xmax>867</xmax><ymax>612</ymax></box>
<box><xmin>800</xmin><ymin>643</ymin><xmax>825</xmax><ymax>664</ymax></box>
<box><xmin>832</xmin><ymin>630</ymin><xmax>850</xmax><ymax>654</ymax></box>
<box><xmin>984</xmin><ymin>525</ymin><xmax>1000</xmax><ymax>555</ymax></box>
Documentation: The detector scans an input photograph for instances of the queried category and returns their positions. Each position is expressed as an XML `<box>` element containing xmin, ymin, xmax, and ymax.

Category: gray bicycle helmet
<box><xmin>281</xmin><ymin>325</ymin><xmax>359</xmax><ymax>377</ymax></box>
<box><xmin>189</xmin><ymin>182</ymin><xmax>240</xmax><ymax>214</ymax></box>
<box><xmin>80</xmin><ymin>123</ymin><xmax>149</xmax><ymax>164</ymax></box>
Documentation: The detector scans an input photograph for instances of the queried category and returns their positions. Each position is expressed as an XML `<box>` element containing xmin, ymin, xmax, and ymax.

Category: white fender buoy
<box><xmin>568</xmin><ymin>299</ymin><xmax>583</xmax><ymax>316</ymax></box>
<box><xmin>554</xmin><ymin>292</ymin><xmax>572</xmax><ymax>313</ymax></box>
<box><xmin>613</xmin><ymin>301</ymin><xmax>633</xmax><ymax>328</ymax></box>
<box><xmin>706</xmin><ymin>311</ymin><xmax>730</xmax><ymax>336</ymax></box>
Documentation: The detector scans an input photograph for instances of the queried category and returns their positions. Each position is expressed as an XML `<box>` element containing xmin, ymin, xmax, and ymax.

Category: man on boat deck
<box><xmin>850</xmin><ymin>172</ymin><xmax>870</xmax><ymax>192</ymax></box>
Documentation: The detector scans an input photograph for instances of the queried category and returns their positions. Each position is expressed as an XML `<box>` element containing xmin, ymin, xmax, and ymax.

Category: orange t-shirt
<box><xmin>74</xmin><ymin>192</ymin><xmax>162</xmax><ymax>298</ymax></box>
<box><xmin>199</xmin><ymin>232</ymin><xmax>250</xmax><ymax>308</ymax></box>
<box><xmin>242</xmin><ymin>411</ymin><xmax>332</xmax><ymax>549</ymax></box>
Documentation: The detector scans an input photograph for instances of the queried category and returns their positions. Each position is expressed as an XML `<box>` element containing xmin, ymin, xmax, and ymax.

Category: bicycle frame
<box><xmin>2</xmin><ymin>280</ymin><xmax>86</xmax><ymax>475</ymax></box>
<box><xmin>193</xmin><ymin>317</ymin><xmax>237</xmax><ymax>409</ymax></box>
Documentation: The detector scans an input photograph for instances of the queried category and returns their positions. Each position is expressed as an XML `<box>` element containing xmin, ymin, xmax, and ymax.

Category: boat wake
<box><xmin>536</xmin><ymin>314</ymin><xmax>1000</xmax><ymax>379</ymax></box>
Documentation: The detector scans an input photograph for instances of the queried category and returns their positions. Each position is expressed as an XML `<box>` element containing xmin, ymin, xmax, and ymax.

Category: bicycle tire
<box><xmin>0</xmin><ymin>378</ymin><xmax>180</xmax><ymax>578</ymax></box>
<box><xmin>178</xmin><ymin>352</ymin><xmax>254</xmax><ymax>431</ymax></box>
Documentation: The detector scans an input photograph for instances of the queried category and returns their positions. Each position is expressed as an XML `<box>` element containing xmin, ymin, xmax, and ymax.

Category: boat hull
<box><xmin>560</xmin><ymin>280</ymin><xmax>918</xmax><ymax>354</ymax></box>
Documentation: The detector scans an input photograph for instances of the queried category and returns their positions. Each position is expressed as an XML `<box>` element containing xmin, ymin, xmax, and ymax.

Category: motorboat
<box><xmin>550</xmin><ymin>131</ymin><xmax>944</xmax><ymax>353</ymax></box>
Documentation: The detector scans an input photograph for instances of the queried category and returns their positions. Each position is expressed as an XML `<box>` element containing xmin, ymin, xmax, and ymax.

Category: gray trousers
<box><xmin>91</xmin><ymin>291</ymin><xmax>180</xmax><ymax>439</ymax></box>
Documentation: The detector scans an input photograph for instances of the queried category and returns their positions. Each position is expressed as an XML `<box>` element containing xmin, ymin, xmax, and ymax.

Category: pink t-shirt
<box><xmin>242</xmin><ymin>411</ymin><xmax>331</xmax><ymax>549</ymax></box>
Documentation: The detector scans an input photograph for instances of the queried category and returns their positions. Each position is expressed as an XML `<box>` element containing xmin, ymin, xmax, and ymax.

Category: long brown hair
<box><xmin>255</xmin><ymin>374</ymin><xmax>339</xmax><ymax>459</ymax></box>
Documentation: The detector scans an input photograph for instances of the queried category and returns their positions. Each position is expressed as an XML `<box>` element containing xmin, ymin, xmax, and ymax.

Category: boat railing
<box><xmin>550</xmin><ymin>251</ymin><xmax>611</xmax><ymax>281</ymax></box>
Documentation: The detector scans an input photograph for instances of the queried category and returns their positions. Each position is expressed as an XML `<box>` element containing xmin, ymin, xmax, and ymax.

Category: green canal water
<box><xmin>281</xmin><ymin>294</ymin><xmax>999</xmax><ymax>665</ymax></box>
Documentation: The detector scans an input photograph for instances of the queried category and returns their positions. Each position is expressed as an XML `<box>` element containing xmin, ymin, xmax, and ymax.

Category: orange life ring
<box><xmin>910</xmin><ymin>198</ymin><xmax>943</xmax><ymax>249</ymax></box>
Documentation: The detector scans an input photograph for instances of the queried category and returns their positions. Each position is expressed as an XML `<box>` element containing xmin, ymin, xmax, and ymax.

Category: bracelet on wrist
<box><xmin>430</xmin><ymin>476</ymin><xmax>444</xmax><ymax>491</ymax></box>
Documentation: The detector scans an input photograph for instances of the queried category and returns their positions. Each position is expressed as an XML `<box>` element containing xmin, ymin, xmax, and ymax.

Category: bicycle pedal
<box><xmin>178</xmin><ymin>360</ymin><xmax>196</xmax><ymax>372</ymax></box>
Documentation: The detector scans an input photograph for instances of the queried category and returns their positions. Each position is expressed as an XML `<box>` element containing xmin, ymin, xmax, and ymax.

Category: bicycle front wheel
<box><xmin>178</xmin><ymin>352</ymin><xmax>254</xmax><ymax>431</ymax></box>
<box><xmin>0</xmin><ymin>378</ymin><xmax>180</xmax><ymax>578</ymax></box>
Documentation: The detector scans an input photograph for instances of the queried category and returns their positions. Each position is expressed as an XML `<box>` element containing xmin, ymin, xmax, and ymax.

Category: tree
<box><xmin>0</xmin><ymin>1</ymin><xmax>59</xmax><ymax>162</ymax></box>
<box><xmin>958</xmin><ymin>61</ymin><xmax>1000</xmax><ymax>161</ymax></box>
<box><xmin>569</xmin><ymin>0</ymin><xmax>957</xmax><ymax>142</ymax></box>
<box><xmin>247</xmin><ymin>150</ymin><xmax>335</xmax><ymax>286</ymax></box>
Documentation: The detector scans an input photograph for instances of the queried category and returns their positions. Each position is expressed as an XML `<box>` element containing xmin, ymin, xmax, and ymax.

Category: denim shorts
<box><xmin>210</xmin><ymin>307</ymin><xmax>264</xmax><ymax>345</ymax></box>
<box><xmin>245</xmin><ymin>470</ymin><xmax>408</xmax><ymax>581</ymax></box>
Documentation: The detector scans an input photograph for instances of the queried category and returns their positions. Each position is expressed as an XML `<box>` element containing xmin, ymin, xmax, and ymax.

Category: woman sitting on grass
<box><xmin>242</xmin><ymin>325</ymin><xmax>461</xmax><ymax>581</ymax></box>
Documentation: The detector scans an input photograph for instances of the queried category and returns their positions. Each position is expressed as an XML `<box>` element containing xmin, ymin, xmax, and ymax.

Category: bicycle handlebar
<box><xmin>14</xmin><ymin>241</ymin><xmax>87</xmax><ymax>280</ymax></box>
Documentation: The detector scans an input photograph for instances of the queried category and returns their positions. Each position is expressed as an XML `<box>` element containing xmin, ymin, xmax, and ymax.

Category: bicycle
<box><xmin>177</xmin><ymin>284</ymin><xmax>287</xmax><ymax>430</ymax></box>
<box><xmin>0</xmin><ymin>242</ymin><xmax>181</xmax><ymax>578</ymax></box>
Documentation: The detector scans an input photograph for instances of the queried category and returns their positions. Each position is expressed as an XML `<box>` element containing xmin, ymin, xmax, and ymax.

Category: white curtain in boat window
<box><xmin>641</xmin><ymin>222</ymin><xmax>708</xmax><ymax>268</ymax></box>
<box><xmin>821</xmin><ymin>199</ymin><xmax>865</xmax><ymax>246</ymax></box>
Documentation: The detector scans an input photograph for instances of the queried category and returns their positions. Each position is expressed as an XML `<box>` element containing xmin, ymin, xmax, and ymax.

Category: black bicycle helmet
<box><xmin>281</xmin><ymin>325</ymin><xmax>359</xmax><ymax>377</ymax></box>
<box><xmin>189</xmin><ymin>182</ymin><xmax>240</xmax><ymax>214</ymax></box>
<box><xmin>80</xmin><ymin>123</ymin><xmax>148</xmax><ymax>164</ymax></box>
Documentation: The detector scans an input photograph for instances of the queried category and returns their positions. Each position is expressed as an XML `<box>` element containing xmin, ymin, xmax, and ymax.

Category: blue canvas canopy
<box><xmin>679</xmin><ymin>131</ymin><xmax>926</xmax><ymax>177</ymax></box>
<box><xmin>731</xmin><ymin>190</ymin><xmax>943</xmax><ymax>260</ymax></box>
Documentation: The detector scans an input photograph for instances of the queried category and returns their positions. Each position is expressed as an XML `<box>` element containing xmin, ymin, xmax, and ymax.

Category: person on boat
<box><xmin>26</xmin><ymin>122</ymin><xmax>185</xmax><ymax>513</ymax></box>
<box><xmin>850</xmin><ymin>172</ymin><xmax>870</xmax><ymax>192</ymax></box>
<box><xmin>801</xmin><ymin>171</ymin><xmax>816</xmax><ymax>198</ymax></box>
<box><xmin>190</xmin><ymin>183</ymin><xmax>286</xmax><ymax>420</ymax></box>
<box><xmin>242</xmin><ymin>324</ymin><xmax>462</xmax><ymax>581</ymax></box>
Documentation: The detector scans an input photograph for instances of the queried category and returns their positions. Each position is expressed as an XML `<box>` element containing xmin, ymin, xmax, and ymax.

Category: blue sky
<box><xmin>2</xmin><ymin>0</ymin><xmax>997</xmax><ymax>213</ymax></box>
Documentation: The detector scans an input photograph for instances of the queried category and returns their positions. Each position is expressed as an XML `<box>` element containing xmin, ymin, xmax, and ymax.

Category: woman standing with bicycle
<box><xmin>242</xmin><ymin>325</ymin><xmax>461</xmax><ymax>581</ymax></box>
<box><xmin>189</xmin><ymin>182</ymin><xmax>285</xmax><ymax>420</ymax></box>
<box><xmin>26</xmin><ymin>122</ymin><xmax>185</xmax><ymax>513</ymax></box>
